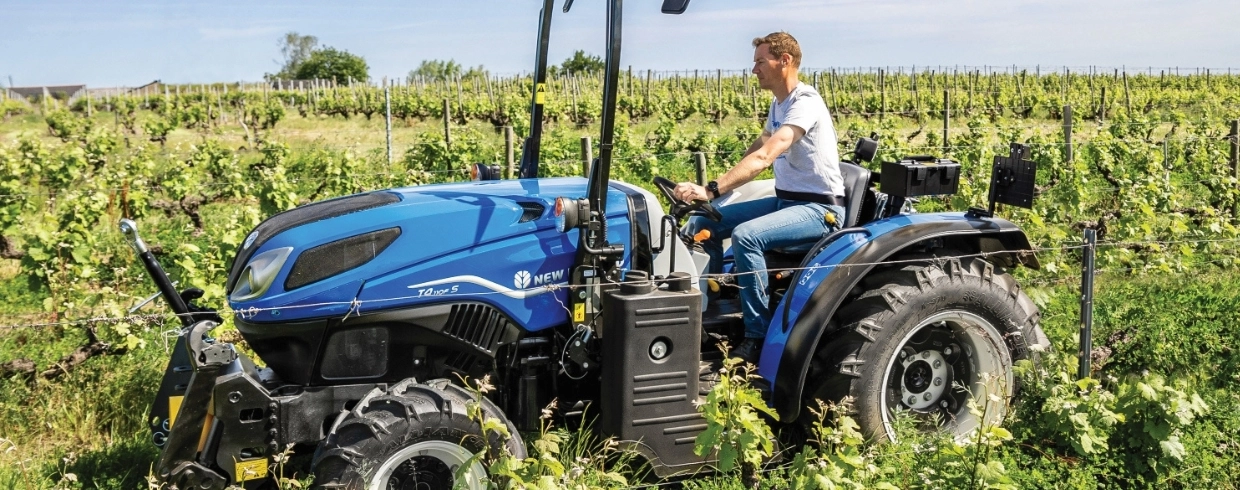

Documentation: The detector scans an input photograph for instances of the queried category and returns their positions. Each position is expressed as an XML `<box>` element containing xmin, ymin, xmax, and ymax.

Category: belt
<box><xmin>775</xmin><ymin>188</ymin><xmax>844</xmax><ymax>206</ymax></box>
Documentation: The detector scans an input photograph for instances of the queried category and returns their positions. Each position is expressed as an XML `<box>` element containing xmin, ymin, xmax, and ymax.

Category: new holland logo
<box><xmin>409</xmin><ymin>269</ymin><xmax>567</xmax><ymax>300</ymax></box>
<box><xmin>242</xmin><ymin>231</ymin><xmax>259</xmax><ymax>249</ymax></box>
<box><xmin>515</xmin><ymin>269</ymin><xmax>565</xmax><ymax>289</ymax></box>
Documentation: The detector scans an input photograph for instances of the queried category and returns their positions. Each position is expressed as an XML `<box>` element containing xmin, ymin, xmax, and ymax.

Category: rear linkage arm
<box><xmin>120</xmin><ymin>219</ymin><xmax>236</xmax><ymax>489</ymax></box>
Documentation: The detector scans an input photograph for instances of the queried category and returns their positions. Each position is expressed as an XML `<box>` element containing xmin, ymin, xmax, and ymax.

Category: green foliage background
<box><xmin>0</xmin><ymin>68</ymin><xmax>1239</xmax><ymax>488</ymax></box>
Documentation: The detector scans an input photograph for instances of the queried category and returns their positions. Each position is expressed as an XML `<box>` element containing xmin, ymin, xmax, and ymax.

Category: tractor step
<box><xmin>698</xmin><ymin>360</ymin><xmax>722</xmax><ymax>396</ymax></box>
<box><xmin>702</xmin><ymin>298</ymin><xmax>743</xmax><ymax>340</ymax></box>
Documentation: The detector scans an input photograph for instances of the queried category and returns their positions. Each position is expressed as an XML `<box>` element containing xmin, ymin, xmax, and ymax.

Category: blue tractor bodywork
<box><xmin>228</xmin><ymin>171</ymin><xmax>1038</xmax><ymax>422</ymax></box>
<box><xmin>228</xmin><ymin>178</ymin><xmax>632</xmax><ymax>330</ymax></box>
<box><xmin>225</xmin><ymin>178</ymin><xmax>656</xmax><ymax>388</ymax></box>
<box><xmin>758</xmin><ymin>211</ymin><xmax>1038</xmax><ymax>421</ymax></box>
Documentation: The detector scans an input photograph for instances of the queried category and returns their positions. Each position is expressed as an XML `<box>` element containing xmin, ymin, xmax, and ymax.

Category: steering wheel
<box><xmin>652</xmin><ymin>176</ymin><xmax>722</xmax><ymax>222</ymax></box>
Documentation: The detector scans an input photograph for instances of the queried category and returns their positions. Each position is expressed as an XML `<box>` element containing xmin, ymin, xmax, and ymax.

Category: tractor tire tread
<box><xmin>311</xmin><ymin>378</ymin><xmax>525</xmax><ymax>489</ymax></box>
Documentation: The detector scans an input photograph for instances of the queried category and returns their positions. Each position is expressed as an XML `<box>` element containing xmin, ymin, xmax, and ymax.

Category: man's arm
<box><xmin>674</xmin><ymin>124</ymin><xmax>804</xmax><ymax>202</ymax></box>
<box><xmin>742</xmin><ymin>130</ymin><xmax>770</xmax><ymax>157</ymax></box>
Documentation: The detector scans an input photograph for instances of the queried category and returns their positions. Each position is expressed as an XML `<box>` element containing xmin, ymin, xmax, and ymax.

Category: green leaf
<box><xmin>481</xmin><ymin>417</ymin><xmax>510</xmax><ymax>438</ymax></box>
<box><xmin>1160</xmin><ymin>436</ymin><xmax>1186</xmax><ymax>461</ymax></box>
<box><xmin>70</xmin><ymin>245</ymin><xmax>90</xmax><ymax>263</ymax></box>
<box><xmin>987</xmin><ymin>426</ymin><xmax>1013</xmax><ymax>444</ymax></box>
<box><xmin>1138</xmin><ymin>382</ymin><xmax>1158</xmax><ymax>400</ymax></box>
<box><xmin>123</xmin><ymin>334</ymin><xmax>146</xmax><ymax>350</ymax></box>
<box><xmin>1144</xmin><ymin>420</ymin><xmax>1171</xmax><ymax>441</ymax></box>
<box><xmin>1079</xmin><ymin>433</ymin><xmax>1095</xmax><ymax>454</ymax></box>
<box><xmin>717</xmin><ymin>444</ymin><xmax>738</xmax><ymax>473</ymax></box>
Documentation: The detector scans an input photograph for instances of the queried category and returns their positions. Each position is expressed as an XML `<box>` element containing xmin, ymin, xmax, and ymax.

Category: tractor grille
<box><xmin>444</xmin><ymin>351</ymin><xmax>476</xmax><ymax>373</ymax></box>
<box><xmin>443</xmin><ymin>303</ymin><xmax>510</xmax><ymax>355</ymax></box>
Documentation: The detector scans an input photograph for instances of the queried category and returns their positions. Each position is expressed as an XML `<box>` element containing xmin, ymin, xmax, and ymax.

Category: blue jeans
<box><xmin>685</xmin><ymin>197</ymin><xmax>844</xmax><ymax>339</ymax></box>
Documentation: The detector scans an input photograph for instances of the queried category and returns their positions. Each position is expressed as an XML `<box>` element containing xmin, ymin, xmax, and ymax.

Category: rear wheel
<box><xmin>807</xmin><ymin>256</ymin><xmax>1045</xmax><ymax>441</ymax></box>
<box><xmin>312</xmin><ymin>378</ymin><xmax>525</xmax><ymax>490</ymax></box>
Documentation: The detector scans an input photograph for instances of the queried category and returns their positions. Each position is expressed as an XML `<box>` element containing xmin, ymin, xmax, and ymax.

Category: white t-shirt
<box><xmin>764</xmin><ymin>82</ymin><xmax>843</xmax><ymax>197</ymax></box>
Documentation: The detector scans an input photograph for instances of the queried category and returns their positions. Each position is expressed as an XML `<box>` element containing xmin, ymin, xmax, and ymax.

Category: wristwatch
<box><xmin>706</xmin><ymin>181</ymin><xmax>721</xmax><ymax>199</ymax></box>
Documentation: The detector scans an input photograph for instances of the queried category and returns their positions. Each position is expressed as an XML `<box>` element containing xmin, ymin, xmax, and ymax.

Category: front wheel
<box><xmin>312</xmin><ymin>378</ymin><xmax>526</xmax><ymax>490</ymax></box>
<box><xmin>808</xmin><ymin>256</ymin><xmax>1046</xmax><ymax>441</ymax></box>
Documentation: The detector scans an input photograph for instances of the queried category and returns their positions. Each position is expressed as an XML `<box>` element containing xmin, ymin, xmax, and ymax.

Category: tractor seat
<box><xmin>767</xmin><ymin>162</ymin><xmax>872</xmax><ymax>263</ymax></box>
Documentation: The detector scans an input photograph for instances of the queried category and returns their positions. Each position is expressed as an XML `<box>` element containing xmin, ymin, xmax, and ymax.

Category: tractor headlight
<box><xmin>229</xmin><ymin>246</ymin><xmax>294</xmax><ymax>302</ymax></box>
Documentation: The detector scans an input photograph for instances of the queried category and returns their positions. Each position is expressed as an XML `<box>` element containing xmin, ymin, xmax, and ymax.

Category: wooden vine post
<box><xmin>1099</xmin><ymin>86</ymin><xmax>1107</xmax><ymax>123</ymax></box>
<box><xmin>1063</xmin><ymin>105</ymin><xmax>1074</xmax><ymax>164</ymax></box>
<box><xmin>580</xmin><ymin>136</ymin><xmax>593</xmax><ymax>177</ymax></box>
<box><xmin>506</xmin><ymin>127</ymin><xmax>515</xmax><ymax>179</ymax></box>
<box><xmin>879</xmin><ymin>68</ymin><xmax>886</xmax><ymax>122</ymax></box>
<box><xmin>1123</xmin><ymin>71</ymin><xmax>1132</xmax><ymax>117</ymax></box>
<box><xmin>1232</xmin><ymin>120</ymin><xmax>1240</xmax><ymax>219</ymax></box>
<box><xmin>442</xmin><ymin>98</ymin><xmax>452</xmax><ymax>149</ymax></box>
<box><xmin>942</xmin><ymin>90</ymin><xmax>950</xmax><ymax>150</ymax></box>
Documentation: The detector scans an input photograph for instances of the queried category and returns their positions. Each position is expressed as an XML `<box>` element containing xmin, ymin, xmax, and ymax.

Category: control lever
<box><xmin>120</xmin><ymin>219</ymin><xmax>192</xmax><ymax>325</ymax></box>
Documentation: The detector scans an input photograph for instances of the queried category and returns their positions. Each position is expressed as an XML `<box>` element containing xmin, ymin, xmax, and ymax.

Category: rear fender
<box><xmin>758</xmin><ymin>212</ymin><xmax>1038</xmax><ymax>423</ymax></box>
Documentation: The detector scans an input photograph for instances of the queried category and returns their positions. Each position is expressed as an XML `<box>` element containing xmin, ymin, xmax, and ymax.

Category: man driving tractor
<box><xmin>674</xmin><ymin>32</ymin><xmax>844</xmax><ymax>364</ymax></box>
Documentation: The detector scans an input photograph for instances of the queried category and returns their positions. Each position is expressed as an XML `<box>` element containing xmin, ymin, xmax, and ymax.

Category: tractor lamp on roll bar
<box><xmin>471</xmin><ymin>163</ymin><xmax>502</xmax><ymax>181</ymax></box>
<box><xmin>554</xmin><ymin>196</ymin><xmax>590</xmax><ymax>233</ymax></box>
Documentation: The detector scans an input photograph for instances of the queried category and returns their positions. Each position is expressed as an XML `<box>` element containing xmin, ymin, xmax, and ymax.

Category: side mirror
<box><xmin>854</xmin><ymin>137</ymin><xmax>879</xmax><ymax>163</ymax></box>
<box><xmin>661</xmin><ymin>0</ymin><xmax>690</xmax><ymax>14</ymax></box>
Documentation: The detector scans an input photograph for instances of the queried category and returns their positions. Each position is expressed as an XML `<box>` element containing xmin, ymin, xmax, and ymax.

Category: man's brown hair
<box><xmin>752</xmin><ymin>32</ymin><xmax>801</xmax><ymax>67</ymax></box>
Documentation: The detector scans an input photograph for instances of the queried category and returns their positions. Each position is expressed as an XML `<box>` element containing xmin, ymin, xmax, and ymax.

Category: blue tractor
<box><xmin>128</xmin><ymin>0</ymin><xmax>1048</xmax><ymax>487</ymax></box>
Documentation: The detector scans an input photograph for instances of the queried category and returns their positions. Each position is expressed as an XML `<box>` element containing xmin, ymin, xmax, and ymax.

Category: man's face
<box><xmin>751</xmin><ymin>44</ymin><xmax>784</xmax><ymax>90</ymax></box>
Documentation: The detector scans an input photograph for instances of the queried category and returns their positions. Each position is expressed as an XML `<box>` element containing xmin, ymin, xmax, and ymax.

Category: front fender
<box><xmin>758</xmin><ymin>212</ymin><xmax>1038</xmax><ymax>423</ymax></box>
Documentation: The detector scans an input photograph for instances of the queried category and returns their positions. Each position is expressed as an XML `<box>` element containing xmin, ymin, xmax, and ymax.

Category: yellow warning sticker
<box><xmin>573</xmin><ymin>302</ymin><xmax>585</xmax><ymax>322</ymax></box>
<box><xmin>535</xmin><ymin>83</ymin><xmax>547</xmax><ymax>104</ymax></box>
<box><xmin>235</xmin><ymin>459</ymin><xmax>268</xmax><ymax>482</ymax></box>
<box><xmin>167</xmin><ymin>395</ymin><xmax>183</xmax><ymax>428</ymax></box>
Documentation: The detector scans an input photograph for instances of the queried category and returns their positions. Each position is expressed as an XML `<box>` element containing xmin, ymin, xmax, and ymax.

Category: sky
<box><xmin>2</xmin><ymin>0</ymin><xmax>1239</xmax><ymax>88</ymax></box>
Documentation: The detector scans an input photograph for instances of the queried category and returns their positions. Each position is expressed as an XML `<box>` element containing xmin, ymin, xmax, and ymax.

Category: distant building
<box><xmin>8</xmin><ymin>85</ymin><xmax>86</xmax><ymax>102</ymax></box>
<box><xmin>87</xmin><ymin>80</ymin><xmax>161</xmax><ymax>98</ymax></box>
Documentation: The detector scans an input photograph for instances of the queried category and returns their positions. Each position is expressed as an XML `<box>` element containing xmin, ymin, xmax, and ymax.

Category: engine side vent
<box><xmin>285</xmin><ymin>227</ymin><xmax>402</xmax><ymax>290</ymax></box>
<box><xmin>518</xmin><ymin>202</ymin><xmax>545</xmax><ymax>223</ymax></box>
<box><xmin>443</xmin><ymin>303</ymin><xmax>510</xmax><ymax>355</ymax></box>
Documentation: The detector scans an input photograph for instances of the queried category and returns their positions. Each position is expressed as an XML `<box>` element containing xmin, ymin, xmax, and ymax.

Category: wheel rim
<box><xmin>368</xmin><ymin>440</ymin><xmax>486</xmax><ymax>490</ymax></box>
<box><xmin>878</xmin><ymin>310</ymin><xmax>1013</xmax><ymax>441</ymax></box>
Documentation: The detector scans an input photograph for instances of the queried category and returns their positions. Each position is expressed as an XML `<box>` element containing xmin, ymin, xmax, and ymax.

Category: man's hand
<box><xmin>673</xmin><ymin>182</ymin><xmax>710</xmax><ymax>202</ymax></box>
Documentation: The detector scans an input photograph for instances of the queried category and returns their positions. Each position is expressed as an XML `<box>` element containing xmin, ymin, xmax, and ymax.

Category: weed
<box><xmin>694</xmin><ymin>343</ymin><xmax>779</xmax><ymax>489</ymax></box>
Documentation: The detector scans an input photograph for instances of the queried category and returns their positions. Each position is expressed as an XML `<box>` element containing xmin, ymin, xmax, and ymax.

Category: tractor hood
<box><xmin>226</xmin><ymin>178</ymin><xmax>641</xmax><ymax>330</ymax></box>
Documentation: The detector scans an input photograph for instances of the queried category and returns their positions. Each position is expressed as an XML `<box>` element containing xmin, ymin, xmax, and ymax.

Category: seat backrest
<box><xmin>768</xmin><ymin>162</ymin><xmax>872</xmax><ymax>256</ymax></box>
<box><xmin>839</xmin><ymin>162</ymin><xmax>871</xmax><ymax>228</ymax></box>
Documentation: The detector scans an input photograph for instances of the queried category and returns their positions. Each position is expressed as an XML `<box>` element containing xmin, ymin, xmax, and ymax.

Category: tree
<box><xmin>270</xmin><ymin>32</ymin><xmax>319</xmax><ymax>80</ymax></box>
<box><xmin>293</xmin><ymin>47</ymin><xmax>369</xmax><ymax>83</ymax></box>
<box><xmin>553</xmin><ymin>50</ymin><xmax>604</xmax><ymax>76</ymax></box>
<box><xmin>408</xmin><ymin>59</ymin><xmax>462</xmax><ymax>82</ymax></box>
<box><xmin>462</xmin><ymin>65</ymin><xmax>489</xmax><ymax>81</ymax></box>
<box><xmin>407</xmin><ymin>59</ymin><xmax>488</xmax><ymax>83</ymax></box>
